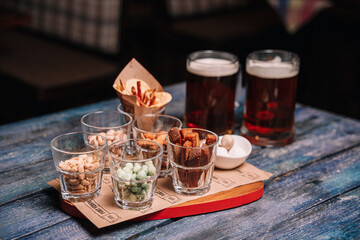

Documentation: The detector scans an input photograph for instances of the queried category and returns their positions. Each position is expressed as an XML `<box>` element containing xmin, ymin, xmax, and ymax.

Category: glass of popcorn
<box><xmin>108</xmin><ymin>139</ymin><xmax>163</xmax><ymax>210</ymax></box>
<box><xmin>81</xmin><ymin>111</ymin><xmax>132</xmax><ymax>172</ymax></box>
<box><xmin>51</xmin><ymin>132</ymin><xmax>107</xmax><ymax>202</ymax></box>
<box><xmin>132</xmin><ymin>114</ymin><xmax>182</xmax><ymax>177</ymax></box>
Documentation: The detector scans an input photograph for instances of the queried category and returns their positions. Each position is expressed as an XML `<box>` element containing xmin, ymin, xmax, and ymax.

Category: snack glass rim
<box><xmin>166</xmin><ymin>128</ymin><xmax>219</xmax><ymax>150</ymax></box>
<box><xmin>187</xmin><ymin>50</ymin><xmax>239</xmax><ymax>65</ymax></box>
<box><xmin>80</xmin><ymin>110</ymin><xmax>133</xmax><ymax>130</ymax></box>
<box><xmin>50</xmin><ymin>131</ymin><xmax>108</xmax><ymax>155</ymax></box>
<box><xmin>132</xmin><ymin>114</ymin><xmax>183</xmax><ymax>134</ymax></box>
<box><xmin>108</xmin><ymin>138</ymin><xmax>164</xmax><ymax>163</ymax></box>
<box><xmin>111</xmin><ymin>172</ymin><xmax>159</xmax><ymax>183</ymax></box>
<box><xmin>247</xmin><ymin>49</ymin><xmax>300</xmax><ymax>63</ymax></box>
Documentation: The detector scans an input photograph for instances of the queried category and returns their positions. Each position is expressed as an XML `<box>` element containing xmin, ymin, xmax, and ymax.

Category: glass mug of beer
<box><xmin>184</xmin><ymin>50</ymin><xmax>240</xmax><ymax>135</ymax></box>
<box><xmin>241</xmin><ymin>49</ymin><xmax>300</xmax><ymax>147</ymax></box>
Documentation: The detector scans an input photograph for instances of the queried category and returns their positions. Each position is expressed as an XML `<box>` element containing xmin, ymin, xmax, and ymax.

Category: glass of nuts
<box><xmin>51</xmin><ymin>132</ymin><xmax>108</xmax><ymax>202</ymax></box>
<box><xmin>108</xmin><ymin>139</ymin><xmax>163</xmax><ymax>210</ymax></box>
<box><xmin>132</xmin><ymin>114</ymin><xmax>182</xmax><ymax>177</ymax></box>
<box><xmin>81</xmin><ymin>111</ymin><xmax>132</xmax><ymax>172</ymax></box>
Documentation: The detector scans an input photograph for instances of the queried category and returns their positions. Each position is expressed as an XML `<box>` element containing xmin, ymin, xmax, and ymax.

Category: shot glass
<box><xmin>167</xmin><ymin>128</ymin><xmax>218</xmax><ymax>195</ymax></box>
<box><xmin>117</xmin><ymin>103</ymin><xmax>165</xmax><ymax>121</ymax></box>
<box><xmin>81</xmin><ymin>111</ymin><xmax>132</xmax><ymax>172</ymax></box>
<box><xmin>51</xmin><ymin>132</ymin><xmax>107</xmax><ymax>202</ymax></box>
<box><xmin>132</xmin><ymin>114</ymin><xmax>182</xmax><ymax>177</ymax></box>
<box><xmin>109</xmin><ymin>139</ymin><xmax>163</xmax><ymax>210</ymax></box>
<box><xmin>241</xmin><ymin>49</ymin><xmax>300</xmax><ymax>147</ymax></box>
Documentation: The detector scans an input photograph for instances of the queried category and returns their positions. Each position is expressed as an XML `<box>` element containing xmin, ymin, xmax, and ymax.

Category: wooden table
<box><xmin>1</xmin><ymin>82</ymin><xmax>359</xmax><ymax>239</ymax></box>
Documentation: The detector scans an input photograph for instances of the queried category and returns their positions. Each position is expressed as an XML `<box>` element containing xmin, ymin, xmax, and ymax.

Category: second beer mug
<box><xmin>184</xmin><ymin>50</ymin><xmax>240</xmax><ymax>135</ymax></box>
<box><xmin>241</xmin><ymin>49</ymin><xmax>300</xmax><ymax>147</ymax></box>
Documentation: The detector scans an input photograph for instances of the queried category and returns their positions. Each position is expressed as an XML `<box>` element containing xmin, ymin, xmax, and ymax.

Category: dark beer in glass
<box><xmin>184</xmin><ymin>51</ymin><xmax>239</xmax><ymax>135</ymax></box>
<box><xmin>241</xmin><ymin>50</ymin><xmax>299</xmax><ymax>147</ymax></box>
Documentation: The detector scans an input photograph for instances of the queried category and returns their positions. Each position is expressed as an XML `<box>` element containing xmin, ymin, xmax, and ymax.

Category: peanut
<box><xmin>88</xmin><ymin>130</ymin><xmax>128</xmax><ymax>169</ymax></box>
<box><xmin>68</xmin><ymin>178</ymin><xmax>80</xmax><ymax>185</ymax></box>
<box><xmin>68</xmin><ymin>184</ymin><xmax>84</xmax><ymax>190</ymax></box>
<box><xmin>58</xmin><ymin>153</ymin><xmax>102</xmax><ymax>194</ymax></box>
<box><xmin>81</xmin><ymin>179</ymin><xmax>90</xmax><ymax>186</ymax></box>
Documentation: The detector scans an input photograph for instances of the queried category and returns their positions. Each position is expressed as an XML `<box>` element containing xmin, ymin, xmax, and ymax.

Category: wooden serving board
<box><xmin>60</xmin><ymin>181</ymin><xmax>264</xmax><ymax>220</ymax></box>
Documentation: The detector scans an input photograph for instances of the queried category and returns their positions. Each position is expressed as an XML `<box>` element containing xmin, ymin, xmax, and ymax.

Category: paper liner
<box><xmin>113</xmin><ymin>58</ymin><xmax>167</xmax><ymax>119</ymax></box>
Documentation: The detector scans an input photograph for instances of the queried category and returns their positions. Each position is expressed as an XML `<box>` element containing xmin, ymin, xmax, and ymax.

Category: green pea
<box><xmin>148</xmin><ymin>166</ymin><xmax>156</xmax><ymax>176</ymax></box>
<box><xmin>136</xmin><ymin>170</ymin><xmax>147</xmax><ymax>180</ymax></box>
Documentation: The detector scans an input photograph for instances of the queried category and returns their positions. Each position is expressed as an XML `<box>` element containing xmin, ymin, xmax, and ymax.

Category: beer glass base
<box><xmin>241</xmin><ymin>126</ymin><xmax>295</xmax><ymax>147</ymax></box>
<box><xmin>61</xmin><ymin>187</ymin><xmax>101</xmax><ymax>203</ymax></box>
<box><xmin>173</xmin><ymin>184</ymin><xmax>210</xmax><ymax>196</ymax></box>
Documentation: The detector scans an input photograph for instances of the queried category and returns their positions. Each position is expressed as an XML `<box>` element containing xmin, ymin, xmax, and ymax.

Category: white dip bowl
<box><xmin>215</xmin><ymin>135</ymin><xmax>252</xmax><ymax>170</ymax></box>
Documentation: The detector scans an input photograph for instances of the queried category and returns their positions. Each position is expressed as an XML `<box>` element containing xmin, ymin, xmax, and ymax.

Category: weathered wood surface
<box><xmin>137</xmin><ymin>144</ymin><xmax>360</xmax><ymax>239</ymax></box>
<box><xmin>0</xmin><ymin>82</ymin><xmax>359</xmax><ymax>239</ymax></box>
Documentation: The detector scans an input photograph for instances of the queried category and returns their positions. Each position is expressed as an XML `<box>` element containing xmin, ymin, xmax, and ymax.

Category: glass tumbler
<box><xmin>81</xmin><ymin>111</ymin><xmax>132</xmax><ymax>172</ymax></box>
<box><xmin>109</xmin><ymin>139</ymin><xmax>163</xmax><ymax>210</ymax></box>
<box><xmin>132</xmin><ymin>114</ymin><xmax>182</xmax><ymax>177</ymax></box>
<box><xmin>167</xmin><ymin>128</ymin><xmax>218</xmax><ymax>195</ymax></box>
<box><xmin>51</xmin><ymin>132</ymin><xmax>107</xmax><ymax>202</ymax></box>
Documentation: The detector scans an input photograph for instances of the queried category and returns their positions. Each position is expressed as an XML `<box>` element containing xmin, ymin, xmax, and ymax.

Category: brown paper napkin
<box><xmin>48</xmin><ymin>163</ymin><xmax>272</xmax><ymax>228</ymax></box>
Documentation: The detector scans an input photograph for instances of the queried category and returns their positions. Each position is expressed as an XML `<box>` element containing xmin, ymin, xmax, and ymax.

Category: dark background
<box><xmin>1</xmin><ymin>0</ymin><xmax>360</xmax><ymax>125</ymax></box>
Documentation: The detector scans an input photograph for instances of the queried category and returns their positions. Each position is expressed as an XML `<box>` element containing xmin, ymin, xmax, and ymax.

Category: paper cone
<box><xmin>113</xmin><ymin>58</ymin><xmax>168</xmax><ymax>119</ymax></box>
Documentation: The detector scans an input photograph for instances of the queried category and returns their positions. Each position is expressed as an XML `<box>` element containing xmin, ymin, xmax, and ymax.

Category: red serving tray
<box><xmin>60</xmin><ymin>181</ymin><xmax>264</xmax><ymax>220</ymax></box>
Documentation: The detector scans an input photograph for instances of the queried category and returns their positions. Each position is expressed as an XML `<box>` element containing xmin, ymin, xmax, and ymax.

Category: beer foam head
<box><xmin>247</xmin><ymin>57</ymin><xmax>298</xmax><ymax>79</ymax></box>
<box><xmin>187</xmin><ymin>58</ymin><xmax>239</xmax><ymax>77</ymax></box>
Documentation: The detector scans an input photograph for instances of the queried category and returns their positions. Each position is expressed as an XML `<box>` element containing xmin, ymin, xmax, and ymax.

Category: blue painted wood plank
<box><xmin>254</xmin><ymin>187</ymin><xmax>360</xmax><ymax>240</ymax></box>
<box><xmin>0</xmin><ymin>101</ymin><xmax>115</xmax><ymax>149</ymax></box>
<box><xmin>1</xmin><ymin>104</ymin><xmax>359</xmax><ymax>207</ymax></box>
<box><xmin>0</xmin><ymin>83</ymin><xmax>184</xmax><ymax>148</ymax></box>
<box><xmin>24</xmin><ymin>217</ymin><xmax>173</xmax><ymax>240</ymax></box>
<box><xmin>248</xmin><ymin>116</ymin><xmax>360</xmax><ymax>176</ymax></box>
<box><xmin>24</xmin><ymin>219</ymin><xmax>174</xmax><ymax>240</ymax></box>
<box><xmin>134</xmin><ymin>145</ymin><xmax>360</xmax><ymax>239</ymax></box>
<box><xmin>1</xmin><ymin>82</ymin><xmax>360</xmax><ymax>239</ymax></box>
<box><xmin>0</xmin><ymin>189</ymin><xmax>70</xmax><ymax>240</ymax></box>
<box><xmin>0</xmin><ymin>85</ymin><xmax>182</xmax><ymax>204</ymax></box>
<box><xmin>0</xmin><ymin>100</ymin><xmax>184</xmax><ymax>175</ymax></box>
<box><xmin>0</xmin><ymin>159</ymin><xmax>57</xmax><ymax>205</ymax></box>
<box><xmin>4</xmin><ymin>136</ymin><xmax>359</xmax><ymax>239</ymax></box>
<box><xmin>0</xmin><ymin>188</ymin><xmax>172</xmax><ymax>240</ymax></box>
<box><xmin>294</xmin><ymin>105</ymin><xmax>340</xmax><ymax>136</ymax></box>
<box><xmin>0</xmin><ymin>84</ymin><xmax>184</xmax><ymax>173</ymax></box>
<box><xmin>0</xmin><ymin>142</ymin><xmax>52</xmax><ymax>175</ymax></box>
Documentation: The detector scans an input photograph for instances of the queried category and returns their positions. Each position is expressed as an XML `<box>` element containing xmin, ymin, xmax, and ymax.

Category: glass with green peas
<box><xmin>108</xmin><ymin>139</ymin><xmax>163</xmax><ymax>210</ymax></box>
